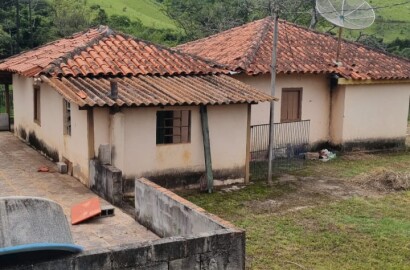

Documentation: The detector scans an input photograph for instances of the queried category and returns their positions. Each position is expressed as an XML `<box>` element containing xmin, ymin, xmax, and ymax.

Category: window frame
<box><xmin>33</xmin><ymin>85</ymin><xmax>41</xmax><ymax>125</ymax></box>
<box><xmin>63</xmin><ymin>99</ymin><xmax>71</xmax><ymax>136</ymax></box>
<box><xmin>156</xmin><ymin>110</ymin><xmax>191</xmax><ymax>145</ymax></box>
<box><xmin>280</xmin><ymin>88</ymin><xmax>303</xmax><ymax>123</ymax></box>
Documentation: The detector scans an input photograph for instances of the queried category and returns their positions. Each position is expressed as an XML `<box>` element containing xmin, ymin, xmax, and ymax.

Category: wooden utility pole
<box><xmin>267</xmin><ymin>7</ymin><xmax>279</xmax><ymax>185</ymax></box>
<box><xmin>200</xmin><ymin>105</ymin><xmax>213</xmax><ymax>193</ymax></box>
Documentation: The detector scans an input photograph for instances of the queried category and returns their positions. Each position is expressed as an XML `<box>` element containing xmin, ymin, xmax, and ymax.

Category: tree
<box><xmin>161</xmin><ymin>0</ymin><xmax>322</xmax><ymax>41</ymax></box>
<box><xmin>0</xmin><ymin>0</ymin><xmax>56</xmax><ymax>58</ymax></box>
<box><xmin>51</xmin><ymin>0</ymin><xmax>90</xmax><ymax>36</ymax></box>
<box><xmin>90</xmin><ymin>4</ymin><xmax>108</xmax><ymax>25</ymax></box>
<box><xmin>162</xmin><ymin>0</ymin><xmax>254</xmax><ymax>40</ymax></box>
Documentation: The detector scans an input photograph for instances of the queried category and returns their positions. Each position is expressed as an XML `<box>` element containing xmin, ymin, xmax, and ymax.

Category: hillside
<box><xmin>345</xmin><ymin>0</ymin><xmax>410</xmax><ymax>42</ymax></box>
<box><xmin>86</xmin><ymin>0</ymin><xmax>409</xmax><ymax>43</ymax></box>
<box><xmin>87</xmin><ymin>0</ymin><xmax>177</xmax><ymax>29</ymax></box>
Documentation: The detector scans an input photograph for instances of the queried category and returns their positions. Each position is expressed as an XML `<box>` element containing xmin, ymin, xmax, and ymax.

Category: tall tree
<box><xmin>51</xmin><ymin>0</ymin><xmax>90</xmax><ymax>36</ymax></box>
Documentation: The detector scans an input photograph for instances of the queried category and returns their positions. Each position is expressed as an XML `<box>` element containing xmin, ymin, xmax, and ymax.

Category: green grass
<box><xmin>87</xmin><ymin>0</ymin><xmax>177</xmax><ymax>29</ymax></box>
<box><xmin>180</xmin><ymin>152</ymin><xmax>410</xmax><ymax>269</ymax></box>
<box><xmin>297</xmin><ymin>152</ymin><xmax>410</xmax><ymax>178</ymax></box>
<box><xmin>344</xmin><ymin>0</ymin><xmax>410</xmax><ymax>42</ymax></box>
<box><xmin>240</xmin><ymin>194</ymin><xmax>410</xmax><ymax>269</ymax></box>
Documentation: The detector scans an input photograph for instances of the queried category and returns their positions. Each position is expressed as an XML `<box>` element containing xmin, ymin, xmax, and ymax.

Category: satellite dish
<box><xmin>316</xmin><ymin>0</ymin><xmax>376</xmax><ymax>62</ymax></box>
<box><xmin>316</xmin><ymin>0</ymin><xmax>375</xmax><ymax>29</ymax></box>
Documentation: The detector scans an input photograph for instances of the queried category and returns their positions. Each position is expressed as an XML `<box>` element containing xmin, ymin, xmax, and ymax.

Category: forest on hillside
<box><xmin>0</xmin><ymin>0</ymin><xmax>409</xmax><ymax>60</ymax></box>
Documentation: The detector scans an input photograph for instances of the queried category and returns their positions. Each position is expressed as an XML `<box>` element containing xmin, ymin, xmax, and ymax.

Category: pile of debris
<box><xmin>357</xmin><ymin>168</ymin><xmax>410</xmax><ymax>191</ymax></box>
<box><xmin>304</xmin><ymin>149</ymin><xmax>337</xmax><ymax>162</ymax></box>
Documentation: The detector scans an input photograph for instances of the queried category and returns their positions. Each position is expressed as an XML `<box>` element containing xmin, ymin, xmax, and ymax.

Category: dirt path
<box><xmin>245</xmin><ymin>153</ymin><xmax>410</xmax><ymax>213</ymax></box>
<box><xmin>245</xmin><ymin>174</ymin><xmax>380</xmax><ymax>214</ymax></box>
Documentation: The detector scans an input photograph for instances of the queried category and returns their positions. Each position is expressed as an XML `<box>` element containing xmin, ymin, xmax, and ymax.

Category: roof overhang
<box><xmin>338</xmin><ymin>78</ymin><xmax>410</xmax><ymax>85</ymax></box>
<box><xmin>41</xmin><ymin>74</ymin><xmax>277</xmax><ymax>108</ymax></box>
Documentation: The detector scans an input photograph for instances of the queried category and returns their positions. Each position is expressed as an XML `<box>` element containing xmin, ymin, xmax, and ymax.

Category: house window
<box><xmin>33</xmin><ymin>85</ymin><xmax>40</xmax><ymax>124</ymax></box>
<box><xmin>281</xmin><ymin>88</ymin><xmax>302</xmax><ymax>122</ymax></box>
<box><xmin>156</xmin><ymin>110</ymin><xmax>191</xmax><ymax>144</ymax></box>
<box><xmin>63</xmin><ymin>99</ymin><xmax>71</xmax><ymax>136</ymax></box>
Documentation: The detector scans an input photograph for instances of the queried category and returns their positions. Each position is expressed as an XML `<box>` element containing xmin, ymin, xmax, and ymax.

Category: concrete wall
<box><xmin>5</xmin><ymin>230</ymin><xmax>245</xmax><ymax>270</ymax></box>
<box><xmin>107</xmin><ymin>104</ymin><xmax>249</xmax><ymax>186</ymax></box>
<box><xmin>330</xmin><ymin>85</ymin><xmax>346</xmax><ymax>144</ymax></box>
<box><xmin>343</xmin><ymin>83</ymin><xmax>410</xmax><ymax>141</ymax></box>
<box><xmin>135</xmin><ymin>178</ymin><xmax>223</xmax><ymax>237</ymax></box>
<box><xmin>331</xmin><ymin>83</ymin><xmax>410</xmax><ymax>148</ymax></box>
<box><xmin>93</xmin><ymin>107</ymin><xmax>110</xmax><ymax>158</ymax></box>
<box><xmin>236</xmin><ymin>73</ymin><xmax>330</xmax><ymax>144</ymax></box>
<box><xmin>5</xmin><ymin>178</ymin><xmax>246</xmax><ymax>270</ymax></box>
<box><xmin>13</xmin><ymin>75</ymin><xmax>90</xmax><ymax>184</ymax></box>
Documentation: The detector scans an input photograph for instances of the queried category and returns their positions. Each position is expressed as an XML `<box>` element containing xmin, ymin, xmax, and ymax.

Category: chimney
<box><xmin>110</xmin><ymin>79</ymin><xmax>118</xmax><ymax>100</ymax></box>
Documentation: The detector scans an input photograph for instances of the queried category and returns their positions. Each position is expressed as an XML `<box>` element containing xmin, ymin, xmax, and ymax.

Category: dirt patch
<box><xmin>245</xmin><ymin>174</ymin><xmax>377</xmax><ymax>214</ymax></box>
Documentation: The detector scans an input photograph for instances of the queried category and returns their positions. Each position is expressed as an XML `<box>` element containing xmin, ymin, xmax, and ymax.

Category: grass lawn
<box><xmin>87</xmin><ymin>0</ymin><xmax>177</xmax><ymax>30</ymax></box>
<box><xmin>343</xmin><ymin>0</ymin><xmax>410</xmax><ymax>42</ymax></box>
<box><xmin>179</xmin><ymin>151</ymin><xmax>410</xmax><ymax>269</ymax></box>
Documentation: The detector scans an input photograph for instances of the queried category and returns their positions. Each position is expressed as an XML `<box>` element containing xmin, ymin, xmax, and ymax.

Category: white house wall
<box><xmin>105</xmin><ymin>104</ymin><xmax>248</xmax><ymax>184</ymax></box>
<box><xmin>330</xmin><ymin>85</ymin><xmax>346</xmax><ymax>144</ymax></box>
<box><xmin>93</xmin><ymin>107</ymin><xmax>110</xmax><ymax>158</ymax></box>
<box><xmin>13</xmin><ymin>75</ymin><xmax>89</xmax><ymax>185</ymax></box>
<box><xmin>340</xmin><ymin>83</ymin><xmax>410</xmax><ymax>143</ymax></box>
<box><xmin>235</xmin><ymin>73</ymin><xmax>330</xmax><ymax>145</ymax></box>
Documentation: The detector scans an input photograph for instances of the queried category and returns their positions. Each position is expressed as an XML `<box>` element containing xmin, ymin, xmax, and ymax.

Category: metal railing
<box><xmin>250</xmin><ymin>120</ymin><xmax>310</xmax><ymax>179</ymax></box>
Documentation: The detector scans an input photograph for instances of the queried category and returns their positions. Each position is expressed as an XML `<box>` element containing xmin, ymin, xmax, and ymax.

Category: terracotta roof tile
<box><xmin>0</xmin><ymin>26</ymin><xmax>225</xmax><ymax>77</ymax></box>
<box><xmin>40</xmin><ymin>74</ymin><xmax>275</xmax><ymax>107</ymax></box>
<box><xmin>176</xmin><ymin>17</ymin><xmax>410</xmax><ymax>80</ymax></box>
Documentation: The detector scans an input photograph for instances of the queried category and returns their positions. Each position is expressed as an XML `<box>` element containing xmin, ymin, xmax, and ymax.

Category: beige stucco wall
<box><xmin>336</xmin><ymin>83</ymin><xmax>410</xmax><ymax>142</ymax></box>
<box><xmin>13</xmin><ymin>75</ymin><xmax>90</xmax><ymax>185</ymax></box>
<box><xmin>93</xmin><ymin>107</ymin><xmax>110</xmax><ymax>157</ymax></box>
<box><xmin>330</xmin><ymin>85</ymin><xmax>346</xmax><ymax>144</ymax></box>
<box><xmin>106</xmin><ymin>104</ymin><xmax>248</xmax><ymax>180</ymax></box>
<box><xmin>235</xmin><ymin>73</ymin><xmax>330</xmax><ymax>144</ymax></box>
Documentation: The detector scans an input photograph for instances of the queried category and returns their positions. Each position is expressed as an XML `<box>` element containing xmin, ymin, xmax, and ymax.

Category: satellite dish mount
<box><xmin>316</xmin><ymin>0</ymin><xmax>376</xmax><ymax>64</ymax></box>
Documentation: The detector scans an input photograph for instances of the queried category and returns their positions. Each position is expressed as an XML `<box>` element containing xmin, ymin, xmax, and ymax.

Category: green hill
<box><xmin>87</xmin><ymin>0</ymin><xmax>408</xmax><ymax>43</ymax></box>
<box><xmin>342</xmin><ymin>0</ymin><xmax>410</xmax><ymax>42</ymax></box>
<box><xmin>87</xmin><ymin>0</ymin><xmax>177</xmax><ymax>29</ymax></box>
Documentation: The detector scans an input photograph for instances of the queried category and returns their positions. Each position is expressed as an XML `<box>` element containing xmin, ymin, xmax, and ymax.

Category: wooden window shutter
<box><xmin>281</xmin><ymin>88</ymin><xmax>302</xmax><ymax>122</ymax></box>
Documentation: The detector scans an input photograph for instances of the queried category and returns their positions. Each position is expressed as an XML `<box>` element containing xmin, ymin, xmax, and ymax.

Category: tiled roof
<box><xmin>0</xmin><ymin>26</ymin><xmax>224</xmax><ymax>77</ymax></box>
<box><xmin>176</xmin><ymin>17</ymin><xmax>410</xmax><ymax>80</ymax></box>
<box><xmin>40</xmin><ymin>74</ymin><xmax>275</xmax><ymax>107</ymax></box>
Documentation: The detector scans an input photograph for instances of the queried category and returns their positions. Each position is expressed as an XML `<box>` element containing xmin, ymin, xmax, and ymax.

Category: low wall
<box><xmin>6</xmin><ymin>179</ymin><xmax>245</xmax><ymax>269</ymax></box>
<box><xmin>89</xmin><ymin>159</ymin><xmax>122</xmax><ymax>206</ymax></box>
<box><xmin>5</xmin><ymin>230</ymin><xmax>244</xmax><ymax>270</ymax></box>
<box><xmin>135</xmin><ymin>178</ymin><xmax>224</xmax><ymax>237</ymax></box>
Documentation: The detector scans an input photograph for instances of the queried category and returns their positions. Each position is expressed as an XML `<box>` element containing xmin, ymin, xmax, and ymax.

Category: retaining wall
<box><xmin>5</xmin><ymin>178</ymin><xmax>245</xmax><ymax>270</ymax></box>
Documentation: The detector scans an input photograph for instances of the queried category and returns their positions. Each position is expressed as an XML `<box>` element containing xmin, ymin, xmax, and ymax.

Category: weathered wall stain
<box><xmin>310</xmin><ymin>138</ymin><xmax>406</xmax><ymax>152</ymax></box>
<box><xmin>27</xmin><ymin>131</ymin><xmax>59</xmax><ymax>162</ymax></box>
<box><xmin>123</xmin><ymin>166</ymin><xmax>246</xmax><ymax>190</ymax></box>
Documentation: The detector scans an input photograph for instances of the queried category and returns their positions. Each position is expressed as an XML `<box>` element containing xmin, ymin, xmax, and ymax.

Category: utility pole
<box><xmin>267</xmin><ymin>6</ymin><xmax>279</xmax><ymax>185</ymax></box>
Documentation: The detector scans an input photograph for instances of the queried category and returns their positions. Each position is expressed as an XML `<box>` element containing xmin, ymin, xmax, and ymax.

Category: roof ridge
<box><xmin>42</xmin><ymin>26</ymin><xmax>112</xmax><ymax>75</ymax></box>
<box><xmin>0</xmin><ymin>26</ymin><xmax>105</xmax><ymax>65</ymax></box>
<box><xmin>238</xmin><ymin>17</ymin><xmax>272</xmax><ymax>71</ymax></box>
<box><xmin>176</xmin><ymin>18</ymin><xmax>267</xmax><ymax>50</ymax></box>
<box><xmin>41</xmin><ymin>27</ymin><xmax>228</xmax><ymax>78</ymax></box>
